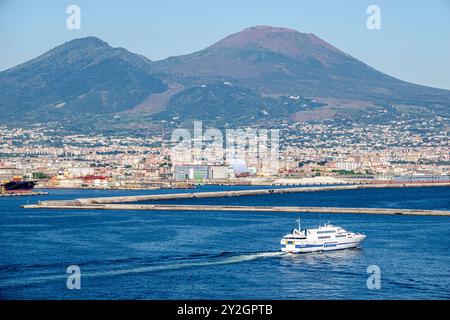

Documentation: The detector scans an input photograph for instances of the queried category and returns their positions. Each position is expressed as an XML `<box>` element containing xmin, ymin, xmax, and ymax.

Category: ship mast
<box><xmin>296</xmin><ymin>217</ymin><xmax>301</xmax><ymax>231</ymax></box>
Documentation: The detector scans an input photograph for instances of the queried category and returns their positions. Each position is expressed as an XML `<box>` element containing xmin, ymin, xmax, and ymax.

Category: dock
<box><xmin>20</xmin><ymin>182</ymin><xmax>450</xmax><ymax>216</ymax></box>
<box><xmin>34</xmin><ymin>182</ymin><xmax>450</xmax><ymax>206</ymax></box>
<box><xmin>0</xmin><ymin>191</ymin><xmax>49</xmax><ymax>197</ymax></box>
<box><xmin>21</xmin><ymin>203</ymin><xmax>450</xmax><ymax>216</ymax></box>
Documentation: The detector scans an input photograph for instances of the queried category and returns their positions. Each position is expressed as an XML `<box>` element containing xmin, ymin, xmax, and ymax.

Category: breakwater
<box><xmin>21</xmin><ymin>203</ymin><xmax>450</xmax><ymax>216</ymax></box>
<box><xmin>32</xmin><ymin>182</ymin><xmax>450</xmax><ymax>206</ymax></box>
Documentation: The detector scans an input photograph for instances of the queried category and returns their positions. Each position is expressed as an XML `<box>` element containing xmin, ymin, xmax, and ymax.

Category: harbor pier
<box><xmin>33</xmin><ymin>182</ymin><xmax>450</xmax><ymax>206</ymax></box>
<box><xmin>0</xmin><ymin>191</ymin><xmax>49</xmax><ymax>197</ymax></box>
<box><xmin>22</xmin><ymin>203</ymin><xmax>450</xmax><ymax>216</ymax></box>
<box><xmin>21</xmin><ymin>182</ymin><xmax>450</xmax><ymax>216</ymax></box>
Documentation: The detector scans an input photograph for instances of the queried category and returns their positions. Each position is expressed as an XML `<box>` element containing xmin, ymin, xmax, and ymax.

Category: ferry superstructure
<box><xmin>280</xmin><ymin>219</ymin><xmax>366</xmax><ymax>254</ymax></box>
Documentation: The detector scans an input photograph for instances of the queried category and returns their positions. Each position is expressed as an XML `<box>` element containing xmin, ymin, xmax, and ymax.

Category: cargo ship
<box><xmin>0</xmin><ymin>179</ymin><xmax>36</xmax><ymax>193</ymax></box>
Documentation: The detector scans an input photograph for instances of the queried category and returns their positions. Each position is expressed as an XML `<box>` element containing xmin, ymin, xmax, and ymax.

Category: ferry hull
<box><xmin>281</xmin><ymin>238</ymin><xmax>365</xmax><ymax>254</ymax></box>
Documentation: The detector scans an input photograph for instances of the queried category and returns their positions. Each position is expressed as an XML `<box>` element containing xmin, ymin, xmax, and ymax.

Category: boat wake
<box><xmin>0</xmin><ymin>251</ymin><xmax>285</xmax><ymax>288</ymax></box>
<box><xmin>90</xmin><ymin>251</ymin><xmax>285</xmax><ymax>277</ymax></box>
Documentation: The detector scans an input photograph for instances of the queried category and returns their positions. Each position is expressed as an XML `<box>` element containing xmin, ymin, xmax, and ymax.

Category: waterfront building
<box><xmin>174</xmin><ymin>165</ymin><xmax>209</xmax><ymax>180</ymax></box>
<box><xmin>0</xmin><ymin>167</ymin><xmax>25</xmax><ymax>180</ymax></box>
<box><xmin>208</xmin><ymin>166</ymin><xmax>235</xmax><ymax>180</ymax></box>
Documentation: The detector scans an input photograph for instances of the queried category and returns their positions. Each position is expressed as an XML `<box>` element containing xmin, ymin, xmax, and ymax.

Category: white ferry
<box><xmin>280</xmin><ymin>219</ymin><xmax>366</xmax><ymax>254</ymax></box>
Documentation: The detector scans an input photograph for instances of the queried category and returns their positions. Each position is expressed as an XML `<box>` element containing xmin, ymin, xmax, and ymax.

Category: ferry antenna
<box><xmin>296</xmin><ymin>217</ymin><xmax>301</xmax><ymax>231</ymax></box>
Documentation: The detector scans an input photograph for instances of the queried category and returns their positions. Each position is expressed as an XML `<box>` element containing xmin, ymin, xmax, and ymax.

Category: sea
<box><xmin>0</xmin><ymin>185</ymin><xmax>449</xmax><ymax>299</ymax></box>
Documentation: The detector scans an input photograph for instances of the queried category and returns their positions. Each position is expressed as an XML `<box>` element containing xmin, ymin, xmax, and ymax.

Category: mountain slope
<box><xmin>152</xmin><ymin>81</ymin><xmax>325</xmax><ymax>125</ymax></box>
<box><xmin>0</xmin><ymin>37</ymin><xmax>166</xmax><ymax>118</ymax></box>
<box><xmin>154</xmin><ymin>25</ymin><xmax>450</xmax><ymax>106</ymax></box>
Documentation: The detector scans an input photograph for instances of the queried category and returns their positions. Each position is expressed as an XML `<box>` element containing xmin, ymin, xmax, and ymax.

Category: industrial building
<box><xmin>174</xmin><ymin>165</ymin><xmax>209</xmax><ymax>180</ymax></box>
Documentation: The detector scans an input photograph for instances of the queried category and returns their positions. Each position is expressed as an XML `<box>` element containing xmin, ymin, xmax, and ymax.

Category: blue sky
<box><xmin>1</xmin><ymin>0</ymin><xmax>449</xmax><ymax>89</ymax></box>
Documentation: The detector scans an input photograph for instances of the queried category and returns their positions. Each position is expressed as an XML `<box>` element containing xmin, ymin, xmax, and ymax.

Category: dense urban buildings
<box><xmin>0</xmin><ymin>115</ymin><xmax>448</xmax><ymax>189</ymax></box>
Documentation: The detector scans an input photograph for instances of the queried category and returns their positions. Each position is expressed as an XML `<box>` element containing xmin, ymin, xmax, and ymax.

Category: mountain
<box><xmin>0</xmin><ymin>37</ymin><xmax>166</xmax><ymax>120</ymax></box>
<box><xmin>1</xmin><ymin>26</ymin><xmax>449</xmax><ymax>126</ymax></box>
<box><xmin>154</xmin><ymin>25</ymin><xmax>449</xmax><ymax>106</ymax></box>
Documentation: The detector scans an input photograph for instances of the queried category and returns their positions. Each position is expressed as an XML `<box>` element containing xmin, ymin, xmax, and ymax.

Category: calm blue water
<box><xmin>0</xmin><ymin>186</ymin><xmax>449</xmax><ymax>299</ymax></box>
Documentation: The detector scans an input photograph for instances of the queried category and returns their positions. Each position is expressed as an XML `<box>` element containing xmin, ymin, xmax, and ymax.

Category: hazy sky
<box><xmin>1</xmin><ymin>0</ymin><xmax>449</xmax><ymax>89</ymax></box>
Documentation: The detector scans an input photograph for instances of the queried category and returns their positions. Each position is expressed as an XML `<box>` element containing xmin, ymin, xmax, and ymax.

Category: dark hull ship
<box><xmin>1</xmin><ymin>180</ymin><xmax>36</xmax><ymax>193</ymax></box>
